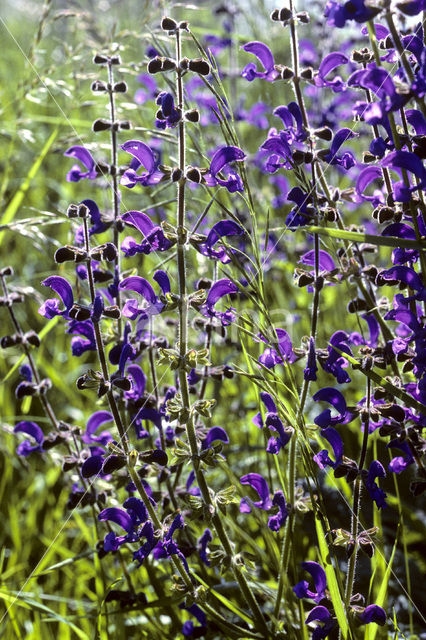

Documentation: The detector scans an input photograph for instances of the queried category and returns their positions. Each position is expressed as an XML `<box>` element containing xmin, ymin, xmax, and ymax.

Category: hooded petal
<box><xmin>153</xmin><ymin>270</ymin><xmax>171</xmax><ymax>295</ymax></box>
<box><xmin>83</xmin><ymin>411</ymin><xmax>113</xmax><ymax>443</ymax></box>
<box><xmin>120</xmin><ymin>276</ymin><xmax>158</xmax><ymax>303</ymax></box>
<box><xmin>121</xmin><ymin>210</ymin><xmax>155</xmax><ymax>237</ymax></box>
<box><xmin>206</xmin><ymin>279</ymin><xmax>238</xmax><ymax>307</ymax></box>
<box><xmin>240</xmin><ymin>473</ymin><xmax>272</xmax><ymax>510</ymax></box>
<box><xmin>205</xmin><ymin>220</ymin><xmax>245</xmax><ymax>250</ymax></box>
<box><xmin>359</xmin><ymin>604</ymin><xmax>386</xmax><ymax>625</ymax></box>
<box><xmin>210</xmin><ymin>146</ymin><xmax>246</xmax><ymax>177</ymax></box>
<box><xmin>41</xmin><ymin>276</ymin><xmax>74</xmax><ymax>311</ymax></box>
<box><xmin>299</xmin><ymin>249</ymin><xmax>335</xmax><ymax>272</ymax></box>
<box><xmin>120</xmin><ymin>141</ymin><xmax>156</xmax><ymax>173</ymax></box>
<box><xmin>241</xmin><ymin>41</ymin><xmax>275</xmax><ymax>72</ymax></box>
<box><xmin>14</xmin><ymin>421</ymin><xmax>44</xmax><ymax>444</ymax></box>
<box><xmin>98</xmin><ymin>507</ymin><xmax>134</xmax><ymax>533</ymax></box>
<box><xmin>313</xmin><ymin>387</ymin><xmax>347</xmax><ymax>427</ymax></box>
<box><xmin>318</xmin><ymin>51</ymin><xmax>349</xmax><ymax>79</ymax></box>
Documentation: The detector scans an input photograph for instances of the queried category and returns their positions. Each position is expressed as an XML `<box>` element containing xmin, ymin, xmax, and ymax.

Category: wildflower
<box><xmin>205</xmin><ymin>146</ymin><xmax>246</xmax><ymax>193</ymax></box>
<box><xmin>14</xmin><ymin>421</ymin><xmax>44</xmax><ymax>456</ymax></box>
<box><xmin>267</xmin><ymin>490</ymin><xmax>288</xmax><ymax>531</ymax></box>
<box><xmin>120</xmin><ymin>210</ymin><xmax>172</xmax><ymax>256</ymax></box>
<box><xmin>64</xmin><ymin>146</ymin><xmax>97</xmax><ymax>182</ymax></box>
<box><xmin>293</xmin><ymin>561</ymin><xmax>327</xmax><ymax>603</ymax></box>
<box><xmin>364</xmin><ymin>460</ymin><xmax>387</xmax><ymax>509</ymax></box>
<box><xmin>241</xmin><ymin>41</ymin><xmax>279</xmax><ymax>82</ymax></box>
<box><xmin>120</xmin><ymin>140</ymin><xmax>164</xmax><ymax>188</ymax></box>
<box><xmin>240</xmin><ymin>473</ymin><xmax>272</xmax><ymax>512</ymax></box>
<box><xmin>314</xmin><ymin>427</ymin><xmax>344</xmax><ymax>470</ymax></box>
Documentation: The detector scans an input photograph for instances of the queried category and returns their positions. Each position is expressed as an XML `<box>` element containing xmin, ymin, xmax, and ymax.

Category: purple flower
<box><xmin>119</xmin><ymin>271</ymin><xmax>169</xmax><ymax>321</ymax></box>
<box><xmin>258</xmin><ymin>328</ymin><xmax>297</xmax><ymax>369</ymax></box>
<box><xmin>267</xmin><ymin>490</ymin><xmax>288</xmax><ymax>531</ymax></box>
<box><xmin>358</xmin><ymin>604</ymin><xmax>387</xmax><ymax>625</ymax></box>
<box><xmin>120</xmin><ymin>210</ymin><xmax>172</xmax><ymax>256</ymax></box>
<box><xmin>325</xmin><ymin>0</ymin><xmax>379</xmax><ymax>28</ymax></box>
<box><xmin>313</xmin><ymin>387</ymin><xmax>347</xmax><ymax>428</ymax></box>
<box><xmin>364</xmin><ymin>460</ymin><xmax>387</xmax><ymax>509</ymax></box>
<box><xmin>120</xmin><ymin>140</ymin><xmax>164</xmax><ymax>188</ymax></box>
<box><xmin>293</xmin><ymin>561</ymin><xmax>327</xmax><ymax>603</ymax></box>
<box><xmin>82</xmin><ymin>411</ymin><xmax>113</xmax><ymax>446</ymax></box>
<box><xmin>67</xmin><ymin>320</ymin><xmax>96</xmax><ymax>357</ymax></box>
<box><xmin>273</xmin><ymin>102</ymin><xmax>307</xmax><ymax>142</ymax></box>
<box><xmin>388</xmin><ymin>440</ymin><xmax>414</xmax><ymax>474</ymax></box>
<box><xmin>201</xmin><ymin>426</ymin><xmax>229</xmax><ymax>450</ymax></box>
<box><xmin>39</xmin><ymin>276</ymin><xmax>74</xmax><ymax>319</ymax></box>
<box><xmin>304</xmin><ymin>337</ymin><xmax>318</xmax><ymax>381</ymax></box>
<box><xmin>74</xmin><ymin>199</ymin><xmax>109</xmax><ymax>245</ymax></box>
<box><xmin>155</xmin><ymin>92</ymin><xmax>181</xmax><ymax>129</ymax></box>
<box><xmin>315</xmin><ymin>52</ymin><xmax>349</xmax><ymax>93</ymax></box>
<box><xmin>199</xmin><ymin>220</ymin><xmax>246</xmax><ymax>263</ymax></box>
<box><xmin>314</xmin><ymin>427</ymin><xmax>344</xmax><ymax>470</ymax></box>
<box><xmin>305</xmin><ymin>606</ymin><xmax>335</xmax><ymax>640</ymax></box>
<box><xmin>240</xmin><ymin>473</ymin><xmax>272</xmax><ymax>512</ymax></box>
<box><xmin>14</xmin><ymin>421</ymin><xmax>44</xmax><ymax>456</ymax></box>
<box><xmin>322</xmin><ymin>330</ymin><xmax>352</xmax><ymax>383</ymax></box>
<box><xmin>200</xmin><ymin>278</ymin><xmax>239</xmax><ymax>326</ymax></box>
<box><xmin>197</xmin><ymin>528</ymin><xmax>212</xmax><ymax>565</ymax></box>
<box><xmin>285</xmin><ymin>187</ymin><xmax>316</xmax><ymax>228</ymax></box>
<box><xmin>134</xmin><ymin>73</ymin><xmax>157</xmax><ymax>104</ymax></box>
<box><xmin>241</xmin><ymin>41</ymin><xmax>279</xmax><ymax>82</ymax></box>
<box><xmin>322</xmin><ymin>128</ymin><xmax>357</xmax><ymax>170</ymax></box>
<box><xmin>382</xmin><ymin>150</ymin><xmax>426</xmax><ymax>202</ymax></box>
<box><xmin>205</xmin><ymin>146</ymin><xmax>246</xmax><ymax>193</ymax></box>
<box><xmin>64</xmin><ymin>146</ymin><xmax>97</xmax><ymax>182</ymax></box>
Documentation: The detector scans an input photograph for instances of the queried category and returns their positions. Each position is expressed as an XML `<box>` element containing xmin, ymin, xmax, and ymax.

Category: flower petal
<box><xmin>210</xmin><ymin>146</ymin><xmax>246</xmax><ymax>177</ymax></box>
<box><xmin>42</xmin><ymin>276</ymin><xmax>74</xmax><ymax>311</ymax></box>
<box><xmin>98</xmin><ymin>507</ymin><xmax>134</xmax><ymax>532</ymax></box>
<box><xmin>121</xmin><ymin>140</ymin><xmax>156</xmax><ymax>173</ymax></box>
<box><xmin>120</xmin><ymin>276</ymin><xmax>158</xmax><ymax>303</ymax></box>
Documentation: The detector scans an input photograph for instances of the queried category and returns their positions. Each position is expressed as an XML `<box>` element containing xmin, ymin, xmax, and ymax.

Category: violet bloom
<box><xmin>314</xmin><ymin>427</ymin><xmax>344</xmax><ymax>470</ymax></box>
<box><xmin>119</xmin><ymin>270</ymin><xmax>170</xmax><ymax>322</ymax></box>
<box><xmin>304</xmin><ymin>337</ymin><xmax>318</xmax><ymax>381</ymax></box>
<box><xmin>241</xmin><ymin>41</ymin><xmax>279</xmax><ymax>82</ymax></box>
<box><xmin>200</xmin><ymin>278</ymin><xmax>239</xmax><ymax>326</ymax></box>
<box><xmin>134</xmin><ymin>73</ymin><xmax>157</xmax><ymax>104</ymax></box>
<box><xmin>267</xmin><ymin>490</ymin><xmax>288</xmax><ymax>531</ymax></box>
<box><xmin>364</xmin><ymin>460</ymin><xmax>387</xmax><ymax>509</ymax></box>
<box><xmin>74</xmin><ymin>199</ymin><xmax>109</xmax><ymax>245</ymax></box>
<box><xmin>313</xmin><ymin>387</ymin><xmax>347</xmax><ymax>428</ymax></box>
<box><xmin>120</xmin><ymin>210</ymin><xmax>172</xmax><ymax>256</ymax></box>
<box><xmin>355</xmin><ymin>166</ymin><xmax>385</xmax><ymax>207</ymax></box>
<box><xmin>64</xmin><ymin>146</ymin><xmax>97</xmax><ymax>182</ymax></box>
<box><xmin>388</xmin><ymin>440</ymin><xmax>414</xmax><ymax>474</ymax></box>
<box><xmin>286</xmin><ymin>187</ymin><xmax>316</xmax><ymax>228</ymax></box>
<box><xmin>322</xmin><ymin>128</ymin><xmax>357</xmax><ymax>170</ymax></box>
<box><xmin>82</xmin><ymin>411</ymin><xmax>113</xmax><ymax>447</ymax></box>
<box><xmin>14</xmin><ymin>421</ymin><xmax>44</xmax><ymax>456</ymax></box>
<box><xmin>39</xmin><ymin>276</ymin><xmax>74</xmax><ymax>319</ymax></box>
<box><xmin>305</xmin><ymin>606</ymin><xmax>335</xmax><ymax>640</ymax></box>
<box><xmin>293</xmin><ymin>561</ymin><xmax>327</xmax><ymax>603</ymax></box>
<box><xmin>274</xmin><ymin>102</ymin><xmax>307</xmax><ymax>143</ymax></box>
<box><xmin>321</xmin><ymin>330</ymin><xmax>352</xmax><ymax>383</ymax></box>
<box><xmin>324</xmin><ymin>0</ymin><xmax>379</xmax><ymax>28</ymax></box>
<box><xmin>348</xmin><ymin>66</ymin><xmax>406</xmax><ymax>124</ymax></box>
<box><xmin>315</xmin><ymin>51</ymin><xmax>349</xmax><ymax>93</ymax></box>
<box><xmin>120</xmin><ymin>140</ymin><xmax>164</xmax><ymax>188</ymax></box>
<box><xmin>155</xmin><ymin>92</ymin><xmax>181</xmax><ymax>129</ymax></box>
<box><xmin>240</xmin><ymin>473</ymin><xmax>272</xmax><ymax>512</ymax></box>
<box><xmin>358</xmin><ymin>604</ymin><xmax>386</xmax><ymax>625</ymax></box>
<box><xmin>253</xmin><ymin>393</ymin><xmax>292</xmax><ymax>454</ymax></box>
<box><xmin>199</xmin><ymin>220</ymin><xmax>246</xmax><ymax>263</ymax></box>
<box><xmin>98</xmin><ymin>498</ymin><xmax>148</xmax><ymax>552</ymax></box>
<box><xmin>205</xmin><ymin>146</ymin><xmax>246</xmax><ymax>193</ymax></box>
<box><xmin>382</xmin><ymin>150</ymin><xmax>426</xmax><ymax>202</ymax></box>
<box><xmin>15</xmin><ymin>364</ymin><xmax>34</xmax><ymax>399</ymax></box>
<box><xmin>67</xmin><ymin>320</ymin><xmax>96</xmax><ymax>357</ymax></box>
<box><xmin>197</xmin><ymin>528</ymin><xmax>212</xmax><ymax>566</ymax></box>
<box><xmin>201</xmin><ymin>426</ymin><xmax>229</xmax><ymax>451</ymax></box>
<box><xmin>258</xmin><ymin>328</ymin><xmax>297</xmax><ymax>369</ymax></box>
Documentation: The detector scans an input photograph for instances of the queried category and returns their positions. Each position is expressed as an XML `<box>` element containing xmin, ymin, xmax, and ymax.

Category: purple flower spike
<box><xmin>121</xmin><ymin>210</ymin><xmax>172</xmax><ymax>255</ymax></box>
<box><xmin>14</xmin><ymin>421</ymin><xmax>44</xmax><ymax>456</ymax></box>
<box><xmin>120</xmin><ymin>140</ymin><xmax>164</xmax><ymax>188</ymax></box>
<box><xmin>39</xmin><ymin>276</ymin><xmax>74</xmax><ymax>318</ymax></box>
<box><xmin>267</xmin><ymin>490</ymin><xmax>288</xmax><ymax>531</ymax></box>
<box><xmin>241</xmin><ymin>41</ymin><xmax>279</xmax><ymax>82</ymax></box>
<box><xmin>207</xmin><ymin>146</ymin><xmax>246</xmax><ymax>193</ymax></box>
<box><xmin>98</xmin><ymin>507</ymin><xmax>134</xmax><ymax>533</ymax></box>
<box><xmin>365</xmin><ymin>460</ymin><xmax>387</xmax><ymax>509</ymax></box>
<box><xmin>64</xmin><ymin>146</ymin><xmax>97</xmax><ymax>182</ymax></box>
<box><xmin>240</xmin><ymin>473</ymin><xmax>272</xmax><ymax>512</ymax></box>
<box><xmin>316</xmin><ymin>51</ymin><xmax>349</xmax><ymax>92</ymax></box>
<box><xmin>293</xmin><ymin>561</ymin><xmax>327</xmax><ymax>603</ymax></box>
<box><xmin>358</xmin><ymin>604</ymin><xmax>387</xmax><ymax>625</ymax></box>
<box><xmin>313</xmin><ymin>387</ymin><xmax>347</xmax><ymax>428</ymax></box>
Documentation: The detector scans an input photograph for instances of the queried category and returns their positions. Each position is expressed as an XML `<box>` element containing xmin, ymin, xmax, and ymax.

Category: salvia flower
<box><xmin>155</xmin><ymin>91</ymin><xmax>181</xmax><ymax>129</ymax></box>
<box><xmin>119</xmin><ymin>271</ymin><xmax>170</xmax><ymax>322</ymax></box>
<box><xmin>64</xmin><ymin>146</ymin><xmax>97</xmax><ymax>182</ymax></box>
<box><xmin>205</xmin><ymin>146</ymin><xmax>246</xmax><ymax>193</ymax></box>
<box><xmin>197</xmin><ymin>528</ymin><xmax>212</xmax><ymax>566</ymax></box>
<box><xmin>324</xmin><ymin>0</ymin><xmax>380</xmax><ymax>28</ymax></box>
<box><xmin>364</xmin><ymin>460</ymin><xmax>387</xmax><ymax>509</ymax></box>
<box><xmin>121</xmin><ymin>210</ymin><xmax>172</xmax><ymax>256</ymax></box>
<box><xmin>305</xmin><ymin>606</ymin><xmax>335</xmax><ymax>640</ymax></box>
<box><xmin>293</xmin><ymin>561</ymin><xmax>327</xmax><ymax>603</ymax></box>
<box><xmin>315</xmin><ymin>51</ymin><xmax>349</xmax><ymax>93</ymax></box>
<box><xmin>39</xmin><ymin>276</ymin><xmax>74</xmax><ymax>319</ymax></box>
<box><xmin>258</xmin><ymin>328</ymin><xmax>297</xmax><ymax>369</ymax></box>
<box><xmin>198</xmin><ymin>220</ymin><xmax>246</xmax><ymax>263</ymax></box>
<box><xmin>321</xmin><ymin>128</ymin><xmax>357</xmax><ymax>170</ymax></box>
<box><xmin>240</xmin><ymin>473</ymin><xmax>272</xmax><ymax>512</ymax></box>
<box><xmin>382</xmin><ymin>150</ymin><xmax>426</xmax><ymax>202</ymax></box>
<box><xmin>273</xmin><ymin>102</ymin><xmax>307</xmax><ymax>142</ymax></box>
<box><xmin>267</xmin><ymin>490</ymin><xmax>289</xmax><ymax>531</ymax></box>
<box><xmin>98</xmin><ymin>498</ymin><xmax>148</xmax><ymax>552</ymax></box>
<box><xmin>314</xmin><ymin>427</ymin><xmax>344</xmax><ymax>470</ymax></box>
<box><xmin>358</xmin><ymin>604</ymin><xmax>387</xmax><ymax>625</ymax></box>
<box><xmin>304</xmin><ymin>337</ymin><xmax>318</xmax><ymax>381</ymax></box>
<box><xmin>313</xmin><ymin>387</ymin><xmax>347</xmax><ymax>428</ymax></box>
<box><xmin>120</xmin><ymin>140</ymin><xmax>164</xmax><ymax>188</ymax></box>
<box><xmin>321</xmin><ymin>330</ymin><xmax>352</xmax><ymax>383</ymax></box>
<box><xmin>241</xmin><ymin>41</ymin><xmax>279</xmax><ymax>82</ymax></box>
<box><xmin>14</xmin><ymin>421</ymin><xmax>44</xmax><ymax>456</ymax></box>
<box><xmin>82</xmin><ymin>411</ymin><xmax>113</xmax><ymax>447</ymax></box>
<box><xmin>200</xmin><ymin>278</ymin><xmax>239</xmax><ymax>326</ymax></box>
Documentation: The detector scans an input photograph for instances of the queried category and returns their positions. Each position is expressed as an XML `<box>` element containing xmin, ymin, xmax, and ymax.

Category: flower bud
<box><xmin>92</xmin><ymin>118</ymin><xmax>113</xmax><ymax>132</ymax></box>
<box><xmin>188</xmin><ymin>58</ymin><xmax>210</xmax><ymax>76</ymax></box>
<box><xmin>161</xmin><ymin>16</ymin><xmax>177</xmax><ymax>31</ymax></box>
<box><xmin>185</xmin><ymin>108</ymin><xmax>200</xmax><ymax>122</ymax></box>
<box><xmin>113</xmin><ymin>81</ymin><xmax>127</xmax><ymax>93</ymax></box>
<box><xmin>91</xmin><ymin>80</ymin><xmax>108</xmax><ymax>92</ymax></box>
<box><xmin>93</xmin><ymin>53</ymin><xmax>109</xmax><ymax>65</ymax></box>
<box><xmin>0</xmin><ymin>266</ymin><xmax>13</xmax><ymax>277</ymax></box>
<box><xmin>186</xmin><ymin>166</ymin><xmax>202</xmax><ymax>183</ymax></box>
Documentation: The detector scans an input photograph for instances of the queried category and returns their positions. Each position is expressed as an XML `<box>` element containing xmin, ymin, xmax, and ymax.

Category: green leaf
<box><xmin>303</xmin><ymin>225</ymin><xmax>426</xmax><ymax>251</ymax></box>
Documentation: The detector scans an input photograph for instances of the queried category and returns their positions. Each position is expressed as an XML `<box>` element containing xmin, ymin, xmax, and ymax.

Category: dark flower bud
<box><xmin>115</xmin><ymin>218</ymin><xmax>125</xmax><ymax>233</ymax></box>
<box><xmin>16</xmin><ymin>381</ymin><xmax>38</xmax><ymax>398</ymax></box>
<box><xmin>316</xmin><ymin>148</ymin><xmax>331</xmax><ymax>161</ymax></box>
<box><xmin>297</xmin><ymin>10</ymin><xmax>310</xmax><ymax>22</ymax></box>
<box><xmin>1</xmin><ymin>334</ymin><xmax>21</xmax><ymax>348</ymax></box>
<box><xmin>275</xmin><ymin>7</ymin><xmax>293</xmax><ymax>21</ymax></box>
<box><xmin>296</xmin><ymin>272</ymin><xmax>315</xmax><ymax>287</ymax></box>
<box><xmin>375</xmin><ymin>272</ymin><xmax>398</xmax><ymax>287</ymax></box>
<box><xmin>188</xmin><ymin>58</ymin><xmax>210</xmax><ymax>76</ymax></box>
<box><xmin>363</xmin><ymin>151</ymin><xmax>377</xmax><ymax>163</ymax></box>
<box><xmin>314</xmin><ymin>127</ymin><xmax>333</xmax><ymax>141</ymax></box>
<box><xmin>98</xmin><ymin>381</ymin><xmax>111</xmax><ymax>397</ymax></box>
<box><xmin>292</xmin><ymin>149</ymin><xmax>306</xmax><ymax>165</ymax></box>
<box><xmin>377</xmin><ymin>403</ymin><xmax>405</xmax><ymax>422</ymax></box>
<box><xmin>147</xmin><ymin>57</ymin><xmax>162</xmax><ymax>74</ymax></box>
<box><xmin>67</xmin><ymin>203</ymin><xmax>79</xmax><ymax>218</ymax></box>
<box><xmin>186</xmin><ymin>166</ymin><xmax>202</xmax><ymax>183</ymax></box>
<box><xmin>92</xmin><ymin>118</ymin><xmax>113</xmax><ymax>132</ymax></box>
<box><xmin>347</xmin><ymin>298</ymin><xmax>368</xmax><ymax>313</ymax></box>
<box><xmin>78</xmin><ymin>203</ymin><xmax>90</xmax><ymax>218</ymax></box>
<box><xmin>179</xmin><ymin>57</ymin><xmax>190</xmax><ymax>70</ymax></box>
<box><xmin>55</xmin><ymin>245</ymin><xmax>87</xmax><ymax>264</ymax></box>
<box><xmin>196</xmin><ymin>278</ymin><xmax>212</xmax><ymax>290</ymax></box>
<box><xmin>324</xmin><ymin>207</ymin><xmax>339</xmax><ymax>222</ymax></box>
<box><xmin>69</xmin><ymin>304</ymin><xmax>91</xmax><ymax>321</ymax></box>
<box><xmin>93</xmin><ymin>53</ymin><xmax>109</xmax><ymax>65</ymax></box>
<box><xmin>90</xmin><ymin>242</ymin><xmax>117</xmax><ymax>262</ymax></box>
<box><xmin>103</xmin><ymin>305</ymin><xmax>121</xmax><ymax>319</ymax></box>
<box><xmin>63</xmin><ymin>455</ymin><xmax>79</xmax><ymax>472</ymax></box>
<box><xmin>91</xmin><ymin>80</ymin><xmax>108</xmax><ymax>92</ymax></box>
<box><xmin>178</xmin><ymin>21</ymin><xmax>189</xmax><ymax>31</ymax></box>
<box><xmin>172</xmin><ymin>168</ymin><xmax>183</xmax><ymax>182</ymax></box>
<box><xmin>300</xmin><ymin>67</ymin><xmax>314</xmax><ymax>80</ymax></box>
<box><xmin>361</xmin><ymin>264</ymin><xmax>378</xmax><ymax>280</ymax></box>
<box><xmin>110</xmin><ymin>54</ymin><xmax>121</xmax><ymax>65</ymax></box>
<box><xmin>0</xmin><ymin>266</ymin><xmax>13</xmax><ymax>277</ymax></box>
<box><xmin>270</xmin><ymin>8</ymin><xmax>280</xmax><ymax>20</ymax></box>
<box><xmin>113</xmin><ymin>81</ymin><xmax>127</xmax><ymax>93</ymax></box>
<box><xmin>161</xmin><ymin>16</ymin><xmax>178</xmax><ymax>31</ymax></box>
<box><xmin>185</xmin><ymin>109</ymin><xmax>200</xmax><ymax>123</ymax></box>
<box><xmin>93</xmin><ymin>269</ymin><xmax>113</xmax><ymax>284</ymax></box>
<box><xmin>102</xmin><ymin>455</ymin><xmax>126</xmax><ymax>474</ymax></box>
<box><xmin>111</xmin><ymin>376</ymin><xmax>132</xmax><ymax>391</ymax></box>
<box><xmin>118</xmin><ymin>120</ymin><xmax>131</xmax><ymax>130</ymax></box>
<box><xmin>148</xmin><ymin>57</ymin><xmax>176</xmax><ymax>74</ymax></box>
<box><xmin>24</xmin><ymin>331</ymin><xmax>41</xmax><ymax>347</ymax></box>
<box><xmin>139</xmin><ymin>448</ymin><xmax>169</xmax><ymax>466</ymax></box>
<box><xmin>280</xmin><ymin>66</ymin><xmax>294</xmax><ymax>80</ymax></box>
